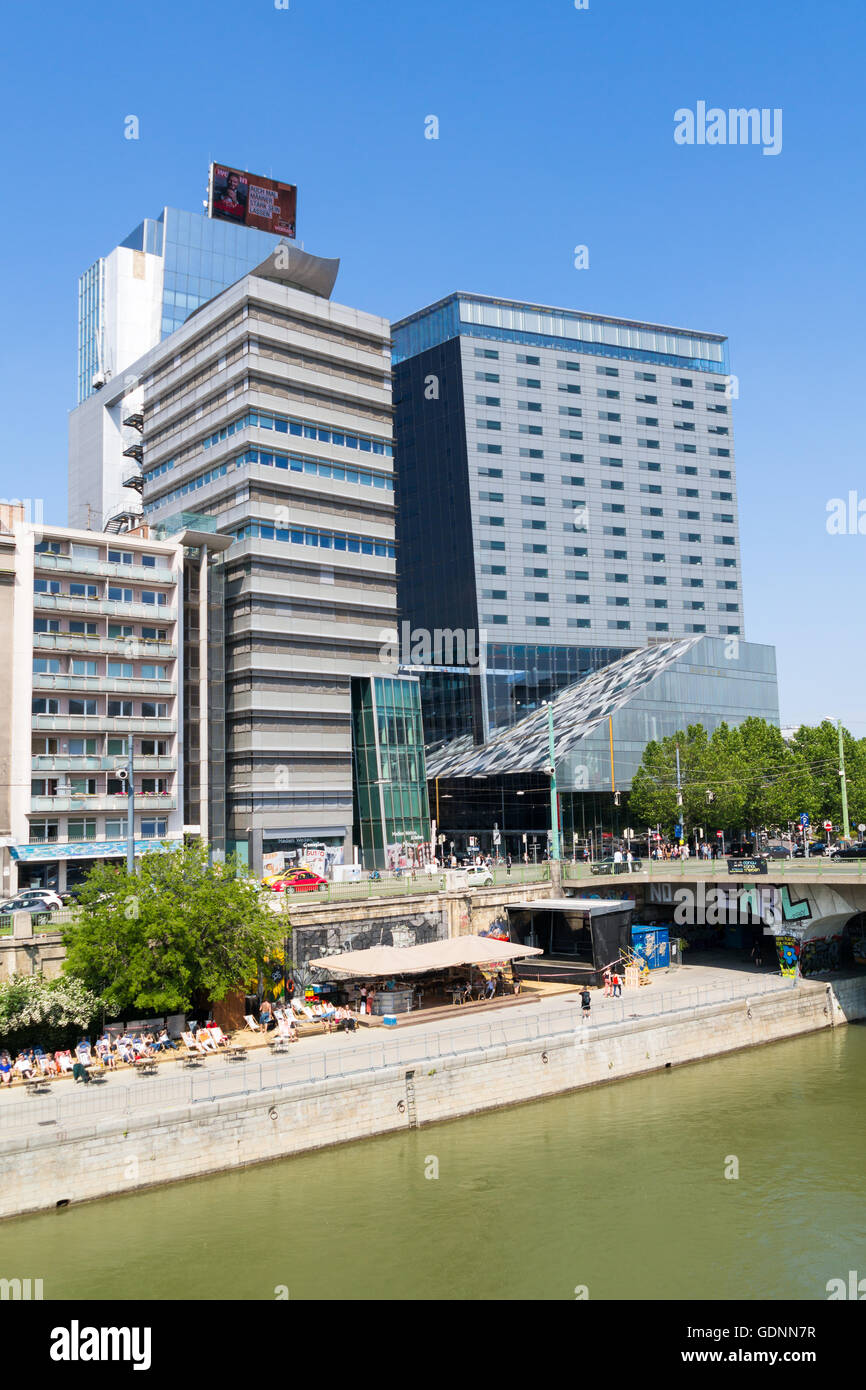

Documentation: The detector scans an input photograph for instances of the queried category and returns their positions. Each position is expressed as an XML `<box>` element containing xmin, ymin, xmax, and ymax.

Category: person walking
<box><xmin>580</xmin><ymin>986</ymin><xmax>592</xmax><ymax>1022</ymax></box>
<box><xmin>612</xmin><ymin>972</ymin><xmax>622</xmax><ymax>997</ymax></box>
<box><xmin>506</xmin><ymin>854</ymin><xmax>512</xmax><ymax>876</ymax></box>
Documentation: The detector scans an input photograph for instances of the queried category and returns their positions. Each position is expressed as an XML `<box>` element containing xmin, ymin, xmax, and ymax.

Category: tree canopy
<box><xmin>61</xmin><ymin>841</ymin><xmax>287</xmax><ymax>1016</ymax></box>
<box><xmin>628</xmin><ymin>718</ymin><xmax>864</xmax><ymax>837</ymax></box>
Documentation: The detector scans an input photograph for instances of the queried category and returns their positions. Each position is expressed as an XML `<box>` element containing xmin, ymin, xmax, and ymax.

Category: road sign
<box><xmin>799</xmin><ymin>813</ymin><xmax>810</xmax><ymax>826</ymax></box>
<box><xmin>492</xmin><ymin>830</ymin><xmax>501</xmax><ymax>846</ymax></box>
<box><xmin>716</xmin><ymin>830</ymin><xmax>723</xmax><ymax>838</ymax></box>
<box><xmin>823</xmin><ymin>820</ymin><xmax>833</xmax><ymax>831</ymax></box>
<box><xmin>859</xmin><ymin>823</ymin><xmax>865</xmax><ymax>834</ymax></box>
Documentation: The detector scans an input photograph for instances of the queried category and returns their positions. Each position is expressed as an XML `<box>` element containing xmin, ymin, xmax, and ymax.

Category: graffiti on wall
<box><xmin>775</xmin><ymin>935</ymin><xmax>800</xmax><ymax>978</ymax></box>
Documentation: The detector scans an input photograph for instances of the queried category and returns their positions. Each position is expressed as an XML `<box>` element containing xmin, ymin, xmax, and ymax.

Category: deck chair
<box><xmin>275</xmin><ymin>1015</ymin><xmax>297</xmax><ymax>1042</ymax></box>
<box><xmin>207</xmin><ymin>1026</ymin><xmax>230</xmax><ymax>1048</ymax></box>
<box><xmin>181</xmin><ymin>1031</ymin><xmax>205</xmax><ymax>1054</ymax></box>
<box><xmin>55</xmin><ymin>1051</ymin><xmax>74</xmax><ymax>1074</ymax></box>
<box><xmin>243</xmin><ymin>1014</ymin><xmax>262</xmax><ymax>1032</ymax></box>
<box><xmin>196</xmin><ymin>1029</ymin><xmax>218</xmax><ymax>1054</ymax></box>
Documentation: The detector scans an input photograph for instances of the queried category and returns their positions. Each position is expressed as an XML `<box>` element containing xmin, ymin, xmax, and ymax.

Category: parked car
<box><xmin>0</xmin><ymin>898</ymin><xmax>54</xmax><ymax>921</ymax></box>
<box><xmin>464</xmin><ymin>864</ymin><xmax>494</xmax><ymax>888</ymax></box>
<box><xmin>828</xmin><ymin>843</ymin><xmax>866</xmax><ymax>860</ymax></box>
<box><xmin>268</xmin><ymin>869</ymin><xmax>328</xmax><ymax>894</ymax></box>
<box><xmin>793</xmin><ymin>842</ymin><xmax>828</xmax><ymax>857</ymax></box>
<box><xmin>14</xmin><ymin>888</ymin><xmax>63</xmax><ymax>910</ymax></box>
<box><xmin>765</xmin><ymin>845</ymin><xmax>793</xmax><ymax>860</ymax></box>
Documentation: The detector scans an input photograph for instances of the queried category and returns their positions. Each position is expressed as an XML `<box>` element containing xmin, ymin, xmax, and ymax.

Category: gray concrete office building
<box><xmin>137</xmin><ymin>246</ymin><xmax>403</xmax><ymax>870</ymax></box>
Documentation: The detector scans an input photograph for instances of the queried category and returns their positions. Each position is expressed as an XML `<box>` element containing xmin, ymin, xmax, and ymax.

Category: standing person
<box><xmin>506</xmin><ymin>853</ymin><xmax>512</xmax><ymax>876</ymax></box>
<box><xmin>359</xmin><ymin>984</ymin><xmax>367</xmax><ymax>1016</ymax></box>
<box><xmin>580</xmin><ymin>986</ymin><xmax>592</xmax><ymax>1022</ymax></box>
<box><xmin>613</xmin><ymin>848</ymin><xmax>623</xmax><ymax>865</ymax></box>
<box><xmin>612</xmin><ymin>972</ymin><xmax>622</xmax><ymax>998</ymax></box>
<box><xmin>626</xmin><ymin>849</ymin><xmax>634</xmax><ymax>872</ymax></box>
<box><xmin>603</xmin><ymin>968</ymin><xmax>612</xmax><ymax>997</ymax></box>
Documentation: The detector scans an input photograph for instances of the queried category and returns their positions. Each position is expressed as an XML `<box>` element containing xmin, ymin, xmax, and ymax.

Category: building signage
<box><xmin>208</xmin><ymin>163</ymin><xmax>297</xmax><ymax>238</ymax></box>
<box><xmin>726</xmin><ymin>856</ymin><xmax>768</xmax><ymax>875</ymax></box>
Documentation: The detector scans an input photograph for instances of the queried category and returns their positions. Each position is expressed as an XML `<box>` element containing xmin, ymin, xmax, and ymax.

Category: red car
<box><xmin>269</xmin><ymin>870</ymin><xmax>327</xmax><ymax>894</ymax></box>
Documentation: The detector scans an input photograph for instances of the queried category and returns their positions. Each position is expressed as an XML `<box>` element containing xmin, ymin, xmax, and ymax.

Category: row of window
<box><xmin>33</xmin><ymin>659</ymin><xmax>169</xmax><ymax>679</ymax></box>
<box><xmin>27</xmin><ymin>819</ymin><xmax>168</xmax><ymax>844</ymax></box>
<box><xmin>32</xmin><ymin>777</ymin><xmax>171</xmax><ymax>797</ymax></box>
<box><xmin>143</xmin><ymin>446</ymin><xmax>393</xmax><ymax>515</ymax></box>
<box><xmin>198</xmin><ymin>409</ymin><xmax>393</xmax><ymax>459</ymax></box>
<box><xmin>33</xmin><ymin>737</ymin><xmax>169</xmax><ymax>757</ymax></box>
<box><xmin>479</xmin><ymin>612</ymin><xmax>739</xmax><ymax>634</ymax></box>
<box><xmin>474</xmin><ymin>348</ymin><xmax>727</xmax><ymax>391</ymax></box>
<box><xmin>35</xmin><ymin>542</ymin><xmax>169</xmax><ymax>569</ymax></box>
<box><xmin>32</xmin><ymin>699</ymin><xmax>170</xmax><ymax>718</ymax></box>
<box><xmin>33</xmin><ymin>620</ymin><xmax>169</xmax><ymax>642</ymax></box>
<box><xmin>35</xmin><ymin>580</ymin><xmax>171</xmax><ymax>606</ymax></box>
<box><xmin>232</xmin><ymin>521</ymin><xmax>396</xmax><ymax>558</ymax></box>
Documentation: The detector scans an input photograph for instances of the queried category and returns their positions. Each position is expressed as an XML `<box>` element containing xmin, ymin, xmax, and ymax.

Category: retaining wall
<box><xmin>0</xmin><ymin>976</ymin><xmax>863</xmax><ymax>1220</ymax></box>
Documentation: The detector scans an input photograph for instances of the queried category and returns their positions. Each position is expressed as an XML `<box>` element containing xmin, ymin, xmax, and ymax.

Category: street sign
<box><xmin>823</xmin><ymin>820</ymin><xmax>833</xmax><ymax>831</ymax></box>
<box><xmin>859</xmin><ymin>823</ymin><xmax>865</xmax><ymax>834</ymax></box>
<box><xmin>716</xmin><ymin>830</ymin><xmax>723</xmax><ymax>838</ymax></box>
<box><xmin>799</xmin><ymin>813</ymin><xmax>810</xmax><ymax>826</ymax></box>
<box><xmin>492</xmin><ymin>830</ymin><xmax>501</xmax><ymax>846</ymax></box>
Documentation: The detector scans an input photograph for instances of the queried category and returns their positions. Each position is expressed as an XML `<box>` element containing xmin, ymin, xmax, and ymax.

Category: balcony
<box><xmin>32</xmin><ymin>632</ymin><xmax>177</xmax><ymax>659</ymax></box>
<box><xmin>34</xmin><ymin>553</ymin><xmax>176</xmax><ymax>585</ymax></box>
<box><xmin>34</xmin><ymin>594</ymin><xmax>178</xmax><ymax>622</ymax></box>
<box><xmin>32</xmin><ymin>715</ymin><xmax>177</xmax><ymax>735</ymax></box>
<box><xmin>32</xmin><ymin>673</ymin><xmax>175</xmax><ymax>696</ymax></box>
<box><xmin>30</xmin><ymin>794</ymin><xmax>177</xmax><ymax>813</ymax></box>
<box><xmin>32</xmin><ymin>755</ymin><xmax>175</xmax><ymax>773</ymax></box>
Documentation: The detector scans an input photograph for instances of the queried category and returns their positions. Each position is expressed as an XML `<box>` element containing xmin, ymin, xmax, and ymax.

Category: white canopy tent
<box><xmin>307</xmin><ymin>935</ymin><xmax>542</xmax><ymax>979</ymax></box>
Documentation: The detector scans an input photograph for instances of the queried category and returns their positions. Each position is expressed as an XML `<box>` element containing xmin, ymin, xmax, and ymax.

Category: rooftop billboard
<box><xmin>207</xmin><ymin>163</ymin><xmax>297</xmax><ymax>239</ymax></box>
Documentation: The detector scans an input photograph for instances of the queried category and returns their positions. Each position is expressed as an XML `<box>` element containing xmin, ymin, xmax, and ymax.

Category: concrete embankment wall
<box><xmin>1</xmin><ymin>977</ymin><xmax>864</xmax><ymax>1220</ymax></box>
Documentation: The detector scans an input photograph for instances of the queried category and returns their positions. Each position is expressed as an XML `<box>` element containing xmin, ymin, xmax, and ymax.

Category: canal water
<box><xmin>2</xmin><ymin>1027</ymin><xmax>863</xmax><ymax>1301</ymax></box>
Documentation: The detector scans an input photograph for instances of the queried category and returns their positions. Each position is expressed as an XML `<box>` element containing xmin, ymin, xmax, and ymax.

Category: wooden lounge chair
<box><xmin>243</xmin><ymin>1014</ymin><xmax>262</xmax><ymax>1032</ymax></box>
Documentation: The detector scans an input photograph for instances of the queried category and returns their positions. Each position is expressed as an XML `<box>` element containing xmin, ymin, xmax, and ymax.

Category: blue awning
<box><xmin>10</xmin><ymin>837</ymin><xmax>182</xmax><ymax>863</ymax></box>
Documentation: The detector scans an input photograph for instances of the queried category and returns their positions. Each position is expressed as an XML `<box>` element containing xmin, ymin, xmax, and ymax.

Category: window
<box><xmin>69</xmin><ymin>621</ymin><xmax>98</xmax><ymax>635</ymax></box>
<box><xmin>558</xmin><ymin>383</ymin><xmax>581</xmax><ymax>394</ymax></box>
<box><xmin>564</xmin><ymin>545</ymin><xmax>588</xmax><ymax>556</ymax></box>
<box><xmin>475</xmin><ymin>371</ymin><xmax>500</xmax><ymax>382</ymax></box>
<box><xmin>522</xmin><ymin>519</ymin><xmax>547</xmax><ymax>530</ymax></box>
<box><xmin>107</xmin><ymin>738</ymin><xmax>126</xmax><ymax>755</ymax></box>
<box><xmin>475</xmin><ymin>348</ymin><xmax>499</xmax><ymax>359</ymax></box>
<box><xmin>719</xmin><ymin>602</ymin><xmax>740</xmax><ymax>612</ymax></box>
<box><xmin>607</xmin><ymin>595</ymin><xmax>629</xmax><ymax>606</ymax></box>
<box><xmin>559</xmin><ymin>406</ymin><xmax>582</xmax><ymax>417</ymax></box>
<box><xmin>481</xmin><ymin>515</ymin><xmax>505</xmax><ymax>526</ymax></box>
<box><xmin>675</xmin><ymin>443</ymin><xmax>697</xmax><ymax>454</ymax></box>
<box><xmin>482</xmin><ymin>614</ymin><xmax>508</xmax><ymax>624</ymax></box>
<box><xmin>477</xmin><ymin>419</ymin><xmax>501</xmax><ymax>430</ymax></box>
<box><xmin>527</xmin><ymin>616</ymin><xmax>550</xmax><ymax>627</ymax></box>
<box><xmin>640</xmin><ymin>484</ymin><xmax>662</xmax><ymax>495</ymax></box>
<box><xmin>34</xmin><ymin>618</ymin><xmax>60</xmax><ymax>634</ymax></box>
<box><xmin>717</xmin><ymin>580</ymin><xmax>738</xmax><ymax>591</ymax></box>
<box><xmin>715</xmin><ymin>535</ymin><xmax>736</xmax><ymax>546</ymax></box>
<box><xmin>597</xmin><ymin>365</ymin><xmax>619</xmax><ymax>377</ymax></box>
<box><xmin>561</xmin><ymin>453</ymin><xmax>584</xmax><ymax>463</ymax></box>
<box><xmin>601</xmin><ymin>479</ymin><xmax>624</xmax><ymax>491</ymax></box>
<box><xmin>524</xmin><ymin>591</ymin><xmax>549</xmax><ymax>602</ymax></box>
<box><xmin>604</xmin><ymin>548</ymin><xmax>627</xmax><ymax>559</ymax></box>
<box><xmin>560</xmin><ymin>429</ymin><xmax>583</xmax><ymax>440</ymax></box>
<box><xmin>682</xmin><ymin>554</ymin><xmax>703</xmax><ymax>565</ymax></box>
<box><xmin>597</xmin><ymin>389</ymin><xmax>620</xmax><ymax>399</ymax></box>
<box><xmin>478</xmin><ymin>467</ymin><xmax>503</xmax><ymax>478</ymax></box>
<box><xmin>477</xmin><ymin>444</ymin><xmax>502</xmax><ymax>454</ymax></box>
<box><xmin>709</xmin><ymin>447</ymin><xmax>731</xmax><ymax>457</ymax></box>
<box><xmin>32</xmin><ymin>698</ymin><xmax>60</xmax><ymax>714</ymax></box>
<box><xmin>707</xmin><ymin>425</ymin><xmax>730</xmax><ymax>435</ymax></box>
<box><xmin>680</xmin><ymin>531</ymin><xmax>701</xmax><ymax>541</ymax></box>
<box><xmin>68</xmin><ymin>776</ymin><xmax>96</xmax><ymax>796</ymax></box>
<box><xmin>71</xmin><ymin>660</ymin><xmax>98</xmax><ymax>676</ymax></box>
<box><xmin>561</xmin><ymin>475</ymin><xmax>584</xmax><ymax>486</ymax></box>
<box><xmin>710</xmin><ymin>469</ymin><xmax>732</xmax><ymax>480</ymax></box>
<box><xmin>108</xmin><ymin>661</ymin><xmax>134</xmax><ymax>678</ymax></box>
<box><xmin>640</xmin><ymin>461</ymin><xmax>661</xmax><ymax>472</ymax></box>
<box><xmin>479</xmin><ymin>491</ymin><xmax>504</xmax><ymax>503</ymax></box>
<box><xmin>598</xmin><ymin>411</ymin><xmax>621</xmax><ymax>421</ymax></box>
<box><xmin>107</xmin><ymin>549</ymin><xmax>134</xmax><ymax>566</ymax></box>
<box><xmin>141</xmin><ymin>627</ymin><xmax>167</xmax><ymax>642</ymax></box>
<box><xmin>140</xmin><ymin>819</ymin><xmax>168</xmax><ymax>838</ymax></box>
<box><xmin>29</xmin><ymin>820</ymin><xmax>59</xmax><ymax>843</ymax></box>
<box><xmin>672</xmin><ymin>377</ymin><xmax>693</xmax><ymax>387</ymax></box>
<box><xmin>476</xmin><ymin>395</ymin><xmax>501</xmax><ymax>407</ymax></box>
<box><xmin>517</xmin><ymin>354</ymin><xmax>540</xmax><ymax>365</ymax></box>
<box><xmin>707</xmin><ymin>403</ymin><xmax>729</xmax><ymax>414</ymax></box>
<box><xmin>641</xmin><ymin>506</ymin><xmax>663</xmax><ymax>517</ymax></box>
<box><xmin>520</xmin><ymin>472</ymin><xmax>544</xmax><ymax>482</ymax></box>
<box><xmin>643</xmin><ymin>551</ymin><xmax>666</xmax><ymax>562</ymax></box>
<box><xmin>141</xmin><ymin>702</ymin><xmax>168</xmax><ymax>718</ymax></box>
<box><xmin>602</xmin><ymin>503</ymin><xmax>625</xmax><ymax>513</ymax></box>
<box><xmin>521</xmin><ymin>495</ymin><xmax>545</xmax><ymax>506</ymax></box>
<box><xmin>646</xmin><ymin>599</ymin><xmax>668</xmax><ymax>609</ymax></box>
<box><xmin>677</xmin><ymin>487</ymin><xmax>699</xmax><ymax>498</ymax></box>
<box><xmin>568</xmin><ymin>594</ymin><xmax>590</xmax><ymax>604</ymax></box>
<box><xmin>108</xmin><ymin>587</ymin><xmax>133</xmax><ymax>603</ymax></box>
<box><xmin>599</xmin><ymin>434</ymin><xmax>622</xmax><ymax>445</ymax></box>
<box><xmin>35</xmin><ymin>540</ymin><xmax>63</xmax><ymax>555</ymax></box>
<box><xmin>637</xmin><ymin>416</ymin><xmax>658</xmax><ymax>427</ymax></box>
<box><xmin>524</xmin><ymin>567</ymin><xmax>548</xmax><ymax>577</ymax></box>
<box><xmin>642</xmin><ymin>529</ymin><xmax>664</xmax><ymax>539</ymax></box>
<box><xmin>523</xmin><ymin>543</ymin><xmax>547</xmax><ymax>553</ymax></box>
<box><xmin>482</xmin><ymin>565</ymin><xmax>507</xmax><ymax>576</ymax></box>
<box><xmin>141</xmin><ymin>665</ymin><xmax>166</xmax><ymax>681</ymax></box>
<box><xmin>482</xmin><ymin>589</ymin><xmax>507</xmax><ymax>600</ymax></box>
<box><xmin>481</xmin><ymin>539</ymin><xmax>506</xmax><ymax>550</ymax></box>
<box><xmin>648</xmin><ymin>622</ymin><xmax>669</xmax><ymax>632</ymax></box>
<box><xmin>684</xmin><ymin>600</ymin><xmax>705</xmax><ymax>611</ymax></box>
<box><xmin>519</xmin><ymin>424</ymin><xmax>543</xmax><ymax>436</ymax></box>
<box><xmin>520</xmin><ymin>448</ymin><xmax>545</xmax><ymax>459</ymax></box>
<box><xmin>568</xmin><ymin>618</ymin><xmax>591</xmax><ymax>629</ymax></box>
<box><xmin>31</xmin><ymin>778</ymin><xmax>58</xmax><ymax>797</ymax></box>
<box><xmin>108</xmin><ymin>624</ymin><xmax>134</xmax><ymax>638</ymax></box>
<box><xmin>566</xmin><ymin>569</ymin><xmax>589</xmax><ymax>581</ymax></box>
<box><xmin>645</xmin><ymin>575</ymin><xmax>667</xmax><ymax>585</ymax></box>
<box><xmin>639</xmin><ymin>438</ymin><xmax>660</xmax><ymax>449</ymax></box>
<box><xmin>107</xmin><ymin>698</ymin><xmax>133</xmax><ymax>717</ymax></box>
<box><xmin>684</xmin><ymin>578</ymin><xmax>704</xmax><ymax>588</ymax></box>
<box><xmin>676</xmin><ymin>465</ymin><xmax>698</xmax><ymax>476</ymax></box>
<box><xmin>34</xmin><ymin>579</ymin><xmax>61</xmax><ymax>595</ymax></box>
<box><xmin>556</xmin><ymin>359</ymin><xmax>581</xmax><ymax>372</ymax></box>
<box><xmin>635</xmin><ymin>371</ymin><xmax>656</xmax><ymax>382</ymax></box>
<box><xmin>517</xmin><ymin>379</ymin><xmax>541</xmax><ymax>389</ymax></box>
<box><xmin>33</xmin><ymin>658</ymin><xmax>61</xmax><ymax>674</ymax></box>
<box><xmin>605</xmin><ymin>573</ymin><xmax>628</xmax><ymax>583</ymax></box>
<box><xmin>68</xmin><ymin>699</ymin><xmax>97</xmax><ymax>715</ymax></box>
<box><xmin>635</xmin><ymin>393</ymin><xmax>657</xmax><ymax>404</ymax></box>
<box><xmin>713</xmin><ymin>513</ymin><xmax>734</xmax><ymax>524</ymax></box>
<box><xmin>608</xmin><ymin>620</ymin><xmax>631</xmax><ymax>630</ymax></box>
<box><xmin>105</xmin><ymin>818</ymin><xmax>128</xmax><ymax>837</ymax></box>
<box><xmin>70</xmin><ymin>584</ymin><xmax>99</xmax><ymax>599</ymax></box>
<box><xmin>603</xmin><ymin>526</ymin><xmax>626</xmax><ymax>536</ymax></box>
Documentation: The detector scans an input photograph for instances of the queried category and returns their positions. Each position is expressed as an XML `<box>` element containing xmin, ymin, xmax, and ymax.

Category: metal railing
<box><xmin>0</xmin><ymin>972</ymin><xmax>796</xmax><ymax>1133</ymax></box>
<box><xmin>266</xmin><ymin>862</ymin><xmax>550</xmax><ymax>906</ymax></box>
<box><xmin>564</xmin><ymin>857</ymin><xmax>866</xmax><ymax>880</ymax></box>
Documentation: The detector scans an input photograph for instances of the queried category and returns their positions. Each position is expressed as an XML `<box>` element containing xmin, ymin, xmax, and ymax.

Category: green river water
<box><xmin>2</xmin><ymin>1026</ymin><xmax>864</xmax><ymax>1301</ymax></box>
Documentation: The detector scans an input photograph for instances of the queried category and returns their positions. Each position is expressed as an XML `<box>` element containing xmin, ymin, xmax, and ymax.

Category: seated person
<box><xmin>484</xmin><ymin>977</ymin><xmax>496</xmax><ymax>999</ymax></box>
<box><xmin>461</xmin><ymin>980</ymin><xmax>473</xmax><ymax>1003</ymax></box>
<box><xmin>0</xmin><ymin>1052</ymin><xmax>13</xmax><ymax>1087</ymax></box>
<box><xmin>197</xmin><ymin>1028</ymin><xmax>218</xmax><ymax>1053</ymax></box>
<box><xmin>96</xmin><ymin>1036</ymin><xmax>117</xmax><ymax>1069</ymax></box>
<box><xmin>116</xmin><ymin>1038</ymin><xmax>136</xmax><ymax>1065</ymax></box>
<box><xmin>55</xmin><ymin>1049</ymin><xmax>74</xmax><ymax>1073</ymax></box>
<box><xmin>75</xmin><ymin>1037</ymin><xmax>92</xmax><ymax>1065</ymax></box>
<box><xmin>15</xmin><ymin>1053</ymin><xmax>35</xmax><ymax>1080</ymax></box>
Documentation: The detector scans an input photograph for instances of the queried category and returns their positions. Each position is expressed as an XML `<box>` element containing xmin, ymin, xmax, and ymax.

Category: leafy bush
<box><xmin>0</xmin><ymin>973</ymin><xmax>104</xmax><ymax>1053</ymax></box>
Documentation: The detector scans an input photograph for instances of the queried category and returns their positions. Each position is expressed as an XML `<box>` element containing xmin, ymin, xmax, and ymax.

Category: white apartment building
<box><xmin>4</xmin><ymin>522</ymin><xmax>186</xmax><ymax>893</ymax></box>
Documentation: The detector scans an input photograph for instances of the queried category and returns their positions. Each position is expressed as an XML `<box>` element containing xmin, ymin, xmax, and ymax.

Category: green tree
<box><xmin>0</xmin><ymin>973</ymin><xmax>103</xmax><ymax>1052</ymax></box>
<box><xmin>61</xmin><ymin>842</ymin><xmax>285</xmax><ymax>1016</ymax></box>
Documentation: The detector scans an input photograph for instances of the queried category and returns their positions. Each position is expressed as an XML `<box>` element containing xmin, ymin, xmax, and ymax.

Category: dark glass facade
<box><xmin>352</xmin><ymin>675</ymin><xmax>431</xmax><ymax>869</ymax></box>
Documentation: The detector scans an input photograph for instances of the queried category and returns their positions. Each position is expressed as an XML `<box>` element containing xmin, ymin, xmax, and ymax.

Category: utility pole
<box><xmin>546</xmin><ymin>702</ymin><xmax>561</xmax><ymax>893</ymax></box>
<box><xmin>838</xmin><ymin>719</ymin><xmax>851</xmax><ymax>842</ymax></box>
<box><xmin>126</xmin><ymin>732</ymin><xmax>135</xmax><ymax>875</ymax></box>
<box><xmin>675</xmin><ymin>743</ymin><xmax>684</xmax><ymax>845</ymax></box>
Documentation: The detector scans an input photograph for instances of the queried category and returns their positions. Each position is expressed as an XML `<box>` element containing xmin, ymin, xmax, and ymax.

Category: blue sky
<box><xmin>1</xmin><ymin>0</ymin><xmax>864</xmax><ymax>730</ymax></box>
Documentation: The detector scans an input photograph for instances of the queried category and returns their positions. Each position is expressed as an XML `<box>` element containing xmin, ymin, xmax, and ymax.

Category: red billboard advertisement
<box><xmin>208</xmin><ymin>163</ymin><xmax>297</xmax><ymax>239</ymax></box>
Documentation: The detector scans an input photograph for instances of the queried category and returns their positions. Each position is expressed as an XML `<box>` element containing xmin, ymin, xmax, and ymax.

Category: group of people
<box><xmin>602</xmin><ymin>969</ymin><xmax>624</xmax><ymax>997</ymax></box>
<box><xmin>258</xmin><ymin>996</ymin><xmax>358</xmax><ymax>1036</ymax></box>
<box><xmin>0</xmin><ymin>1028</ymin><xmax>181</xmax><ymax>1087</ymax></box>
